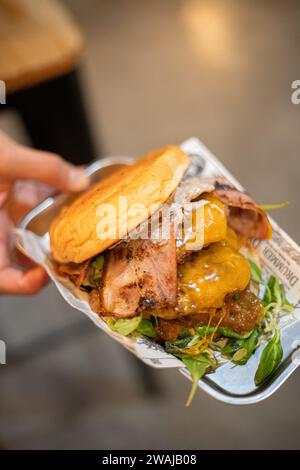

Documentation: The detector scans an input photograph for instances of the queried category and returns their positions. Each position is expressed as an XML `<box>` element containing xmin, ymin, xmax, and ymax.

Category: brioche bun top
<box><xmin>50</xmin><ymin>145</ymin><xmax>190</xmax><ymax>263</ymax></box>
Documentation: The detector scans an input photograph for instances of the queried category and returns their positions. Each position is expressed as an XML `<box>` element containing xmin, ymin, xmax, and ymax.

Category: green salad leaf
<box><xmin>263</xmin><ymin>275</ymin><xmax>280</xmax><ymax>305</ymax></box>
<box><xmin>248</xmin><ymin>259</ymin><xmax>264</xmax><ymax>285</ymax></box>
<box><xmin>108</xmin><ymin>315</ymin><xmax>158</xmax><ymax>338</ymax></box>
<box><xmin>108</xmin><ymin>315</ymin><xmax>142</xmax><ymax>336</ymax></box>
<box><xmin>263</xmin><ymin>275</ymin><xmax>294</xmax><ymax>312</ymax></box>
<box><xmin>279</xmin><ymin>284</ymin><xmax>294</xmax><ymax>313</ymax></box>
<box><xmin>178</xmin><ymin>327</ymin><xmax>192</xmax><ymax>338</ymax></box>
<box><xmin>220</xmin><ymin>329</ymin><xmax>259</xmax><ymax>365</ymax></box>
<box><xmin>194</xmin><ymin>326</ymin><xmax>215</xmax><ymax>337</ymax></box>
<box><xmin>83</xmin><ymin>254</ymin><xmax>105</xmax><ymax>287</ymax></box>
<box><xmin>255</xmin><ymin>328</ymin><xmax>283</xmax><ymax>385</ymax></box>
<box><xmin>182</xmin><ymin>354</ymin><xmax>217</xmax><ymax>406</ymax></box>
<box><xmin>195</xmin><ymin>325</ymin><xmax>252</xmax><ymax>340</ymax></box>
<box><xmin>231</xmin><ymin>328</ymin><xmax>259</xmax><ymax>365</ymax></box>
<box><xmin>136</xmin><ymin>319</ymin><xmax>157</xmax><ymax>338</ymax></box>
<box><xmin>165</xmin><ymin>336</ymin><xmax>198</xmax><ymax>355</ymax></box>
<box><xmin>221</xmin><ymin>338</ymin><xmax>245</xmax><ymax>357</ymax></box>
<box><xmin>260</xmin><ymin>202</ymin><xmax>289</xmax><ymax>212</ymax></box>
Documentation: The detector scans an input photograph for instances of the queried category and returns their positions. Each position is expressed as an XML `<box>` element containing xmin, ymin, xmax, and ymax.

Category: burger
<box><xmin>49</xmin><ymin>146</ymin><xmax>281</xmax><ymax>403</ymax></box>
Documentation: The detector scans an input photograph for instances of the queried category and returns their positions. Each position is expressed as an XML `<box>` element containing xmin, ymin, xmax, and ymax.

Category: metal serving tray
<box><xmin>17</xmin><ymin>140</ymin><xmax>300</xmax><ymax>405</ymax></box>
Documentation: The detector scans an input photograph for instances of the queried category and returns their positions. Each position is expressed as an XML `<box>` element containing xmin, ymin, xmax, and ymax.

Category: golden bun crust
<box><xmin>50</xmin><ymin>145</ymin><xmax>190</xmax><ymax>263</ymax></box>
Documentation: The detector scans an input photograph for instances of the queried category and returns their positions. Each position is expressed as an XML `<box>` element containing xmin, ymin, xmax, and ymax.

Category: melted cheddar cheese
<box><xmin>221</xmin><ymin>226</ymin><xmax>239</xmax><ymax>250</ymax></box>
<box><xmin>203</xmin><ymin>194</ymin><xmax>227</xmax><ymax>246</ymax></box>
<box><xmin>177</xmin><ymin>243</ymin><xmax>250</xmax><ymax>315</ymax></box>
<box><xmin>181</xmin><ymin>194</ymin><xmax>227</xmax><ymax>250</ymax></box>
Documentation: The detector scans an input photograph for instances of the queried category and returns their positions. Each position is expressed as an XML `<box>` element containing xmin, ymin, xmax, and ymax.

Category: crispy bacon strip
<box><xmin>212</xmin><ymin>178</ymin><xmax>272</xmax><ymax>240</ymax></box>
<box><xmin>75</xmin><ymin>259</ymin><xmax>91</xmax><ymax>287</ymax></box>
<box><xmin>55</xmin><ymin>259</ymin><xmax>91</xmax><ymax>287</ymax></box>
<box><xmin>56</xmin><ymin>262</ymin><xmax>83</xmax><ymax>277</ymax></box>
<box><xmin>101</xmin><ymin>236</ymin><xmax>177</xmax><ymax>318</ymax></box>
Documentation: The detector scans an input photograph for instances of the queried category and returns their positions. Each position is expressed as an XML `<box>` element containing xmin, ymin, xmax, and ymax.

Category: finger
<box><xmin>0</xmin><ymin>132</ymin><xmax>89</xmax><ymax>192</ymax></box>
<box><xmin>0</xmin><ymin>265</ymin><xmax>49</xmax><ymax>295</ymax></box>
<box><xmin>11</xmin><ymin>248</ymin><xmax>37</xmax><ymax>269</ymax></box>
<box><xmin>13</xmin><ymin>181</ymin><xmax>55</xmax><ymax>206</ymax></box>
<box><xmin>3</xmin><ymin>181</ymin><xmax>56</xmax><ymax>224</ymax></box>
<box><xmin>0</xmin><ymin>181</ymin><xmax>11</xmax><ymax>208</ymax></box>
<box><xmin>0</xmin><ymin>210</ymin><xmax>13</xmax><ymax>267</ymax></box>
<box><xmin>0</xmin><ymin>210</ymin><xmax>48</xmax><ymax>293</ymax></box>
<box><xmin>0</xmin><ymin>190</ymin><xmax>9</xmax><ymax>208</ymax></box>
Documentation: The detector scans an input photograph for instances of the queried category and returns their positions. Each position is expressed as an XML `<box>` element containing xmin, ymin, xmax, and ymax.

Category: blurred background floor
<box><xmin>0</xmin><ymin>0</ymin><xmax>300</xmax><ymax>449</ymax></box>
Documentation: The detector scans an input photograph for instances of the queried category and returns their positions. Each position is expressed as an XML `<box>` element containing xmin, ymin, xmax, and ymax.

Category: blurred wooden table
<box><xmin>0</xmin><ymin>0</ymin><xmax>83</xmax><ymax>93</ymax></box>
<box><xmin>0</xmin><ymin>0</ymin><xmax>97</xmax><ymax>165</ymax></box>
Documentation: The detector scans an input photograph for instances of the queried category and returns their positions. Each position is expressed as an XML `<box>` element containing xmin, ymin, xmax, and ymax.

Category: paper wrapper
<box><xmin>16</xmin><ymin>138</ymin><xmax>300</xmax><ymax>371</ymax></box>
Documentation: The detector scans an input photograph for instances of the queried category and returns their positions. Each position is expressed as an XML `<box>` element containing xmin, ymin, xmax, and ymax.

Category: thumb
<box><xmin>0</xmin><ymin>131</ymin><xmax>90</xmax><ymax>192</ymax></box>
